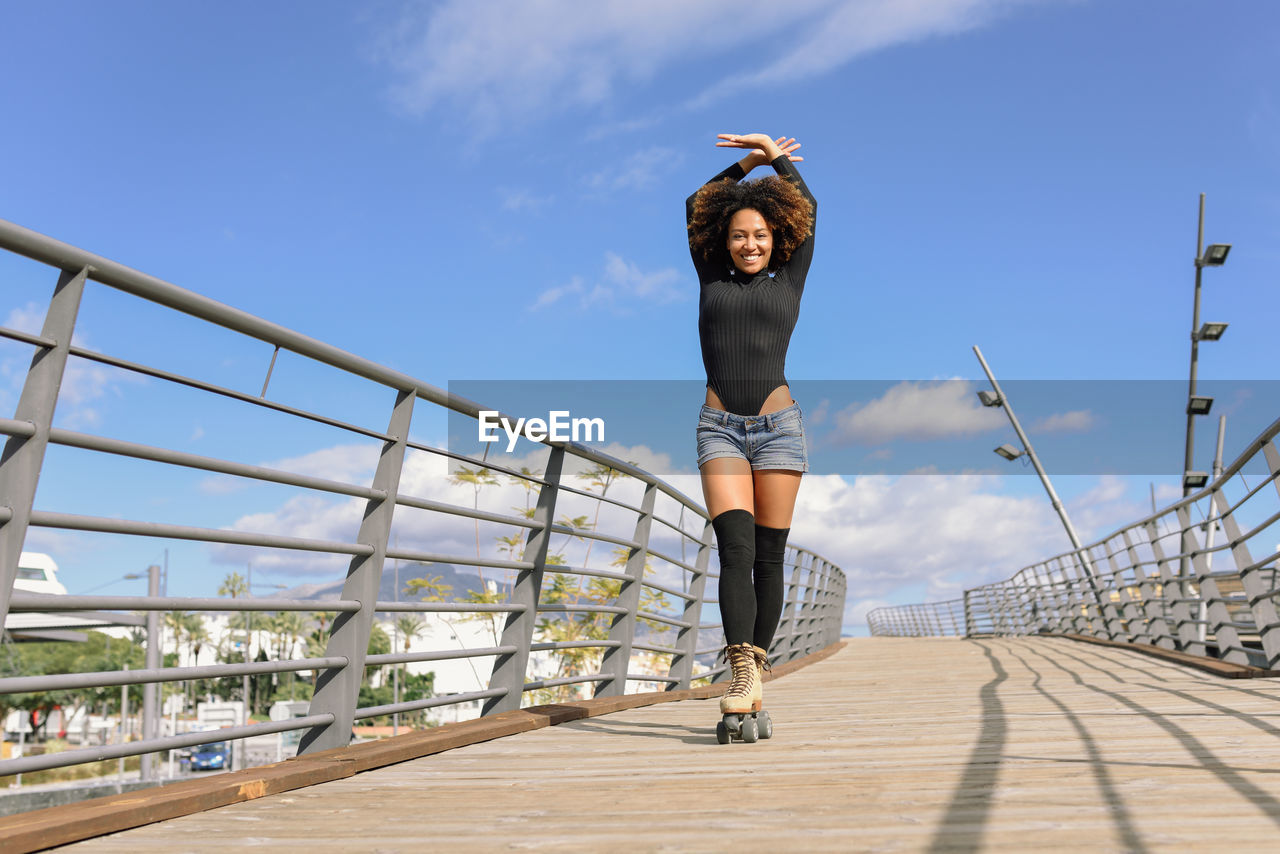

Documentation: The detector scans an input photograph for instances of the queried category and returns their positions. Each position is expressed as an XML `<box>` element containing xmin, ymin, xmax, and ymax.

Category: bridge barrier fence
<box><xmin>869</xmin><ymin>415</ymin><xmax>1280</xmax><ymax>668</ymax></box>
<box><xmin>0</xmin><ymin>218</ymin><xmax>846</xmax><ymax>779</ymax></box>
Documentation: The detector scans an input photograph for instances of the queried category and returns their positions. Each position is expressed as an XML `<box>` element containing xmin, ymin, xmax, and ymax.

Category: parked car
<box><xmin>188</xmin><ymin>741</ymin><xmax>230</xmax><ymax>771</ymax></box>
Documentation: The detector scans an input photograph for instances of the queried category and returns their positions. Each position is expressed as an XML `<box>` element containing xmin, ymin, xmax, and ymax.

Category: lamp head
<box><xmin>1187</xmin><ymin>395</ymin><xmax>1214</xmax><ymax>416</ymax></box>
<box><xmin>977</xmin><ymin>390</ymin><xmax>1003</xmax><ymax>408</ymax></box>
<box><xmin>1199</xmin><ymin>243</ymin><xmax>1231</xmax><ymax>267</ymax></box>
<box><xmin>994</xmin><ymin>443</ymin><xmax>1024</xmax><ymax>461</ymax></box>
<box><xmin>1183</xmin><ymin>471</ymin><xmax>1209</xmax><ymax>490</ymax></box>
<box><xmin>1197</xmin><ymin>322</ymin><xmax>1228</xmax><ymax>341</ymax></box>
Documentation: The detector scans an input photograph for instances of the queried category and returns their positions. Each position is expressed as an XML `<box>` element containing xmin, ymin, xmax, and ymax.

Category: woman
<box><xmin>687</xmin><ymin>133</ymin><xmax>815</xmax><ymax>734</ymax></box>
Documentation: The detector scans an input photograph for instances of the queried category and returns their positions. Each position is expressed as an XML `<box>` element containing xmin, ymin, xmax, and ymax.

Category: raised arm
<box><xmin>769</xmin><ymin>155</ymin><xmax>816</xmax><ymax>285</ymax></box>
<box><xmin>686</xmin><ymin>135</ymin><xmax>805</xmax><ymax>282</ymax></box>
<box><xmin>717</xmin><ymin>134</ymin><xmax>815</xmax><ymax>286</ymax></box>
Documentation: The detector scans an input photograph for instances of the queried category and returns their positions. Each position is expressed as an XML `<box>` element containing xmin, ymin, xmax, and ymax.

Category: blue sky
<box><xmin>2</xmin><ymin>0</ymin><xmax>1278</xmax><ymax>632</ymax></box>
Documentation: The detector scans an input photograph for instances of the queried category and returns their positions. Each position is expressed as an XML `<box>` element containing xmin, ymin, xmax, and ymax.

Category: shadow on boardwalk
<box><xmin>41</xmin><ymin>638</ymin><xmax>1280</xmax><ymax>852</ymax></box>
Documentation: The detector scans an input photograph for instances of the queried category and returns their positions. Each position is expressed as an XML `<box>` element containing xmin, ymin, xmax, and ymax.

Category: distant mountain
<box><xmin>273</xmin><ymin>562</ymin><xmax>505</xmax><ymax>605</ymax></box>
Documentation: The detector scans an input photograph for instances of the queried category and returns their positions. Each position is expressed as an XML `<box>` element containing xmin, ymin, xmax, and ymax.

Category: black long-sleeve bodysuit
<box><xmin>687</xmin><ymin>155</ymin><xmax>816</xmax><ymax>416</ymax></box>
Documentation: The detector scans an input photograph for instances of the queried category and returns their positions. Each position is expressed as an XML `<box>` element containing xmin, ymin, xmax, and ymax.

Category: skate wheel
<box><xmin>758</xmin><ymin>710</ymin><xmax>773</xmax><ymax>740</ymax></box>
<box><xmin>741</xmin><ymin>716</ymin><xmax>759</xmax><ymax>743</ymax></box>
<box><xmin>716</xmin><ymin>720</ymin><xmax>730</xmax><ymax>744</ymax></box>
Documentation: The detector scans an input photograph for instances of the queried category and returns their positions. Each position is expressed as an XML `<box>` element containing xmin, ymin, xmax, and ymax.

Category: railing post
<box><xmin>1126</xmin><ymin>527</ymin><xmax>1173</xmax><ymax>648</ymax></box>
<box><xmin>813</xmin><ymin>562</ymin><xmax>834</xmax><ymax>647</ymax></box>
<box><xmin>1213</xmin><ymin>477</ymin><xmax>1280</xmax><ymax>667</ymax></box>
<box><xmin>1147</xmin><ymin>518</ymin><xmax>1200</xmax><ymax>653</ymax></box>
<box><xmin>818</xmin><ymin>561</ymin><xmax>834</xmax><ymax>644</ymax></box>
<box><xmin>1177</xmin><ymin>503</ymin><xmax>1244</xmax><ymax>662</ymax></box>
<box><xmin>595</xmin><ymin>481</ymin><xmax>656</xmax><ymax>698</ymax></box>
<box><xmin>298</xmin><ymin>388</ymin><xmax>414</xmax><ymax>754</ymax></box>
<box><xmin>798</xmin><ymin>561</ymin><xmax>821</xmax><ymax>650</ymax></box>
<box><xmin>0</xmin><ymin>267</ymin><xmax>87</xmax><ymax>626</ymax></box>
<box><xmin>668</xmin><ymin>517</ymin><xmax>712</xmax><ymax>689</ymax></box>
<box><xmin>481</xmin><ymin>446</ymin><xmax>564</xmax><ymax>715</ymax></box>
<box><xmin>776</xmin><ymin>552</ymin><xmax>805</xmax><ymax>662</ymax></box>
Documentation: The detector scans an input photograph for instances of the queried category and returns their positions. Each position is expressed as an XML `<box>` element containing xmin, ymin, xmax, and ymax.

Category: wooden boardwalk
<box><xmin>55</xmin><ymin>637</ymin><xmax>1280</xmax><ymax>852</ymax></box>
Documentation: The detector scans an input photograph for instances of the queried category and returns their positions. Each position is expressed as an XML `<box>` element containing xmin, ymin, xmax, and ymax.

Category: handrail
<box><xmin>871</xmin><ymin>416</ymin><xmax>1280</xmax><ymax>669</ymax></box>
<box><xmin>0</xmin><ymin>218</ymin><xmax>846</xmax><ymax>788</ymax></box>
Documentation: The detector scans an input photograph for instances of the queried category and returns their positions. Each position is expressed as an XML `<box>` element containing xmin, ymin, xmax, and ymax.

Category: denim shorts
<box><xmin>695</xmin><ymin>402</ymin><xmax>809</xmax><ymax>472</ymax></box>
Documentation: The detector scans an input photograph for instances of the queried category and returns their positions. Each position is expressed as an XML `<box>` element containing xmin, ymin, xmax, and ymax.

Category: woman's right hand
<box><xmin>717</xmin><ymin>134</ymin><xmax>803</xmax><ymax>171</ymax></box>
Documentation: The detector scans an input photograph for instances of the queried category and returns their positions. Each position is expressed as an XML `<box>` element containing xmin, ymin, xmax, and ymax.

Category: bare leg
<box><xmin>752</xmin><ymin>469</ymin><xmax>802</xmax><ymax>528</ymax></box>
<box><xmin>700</xmin><ymin>456</ymin><xmax>755</xmax><ymax>518</ymax></box>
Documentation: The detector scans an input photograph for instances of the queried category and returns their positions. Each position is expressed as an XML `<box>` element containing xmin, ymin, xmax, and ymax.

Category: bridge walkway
<box><xmin>58</xmin><ymin>637</ymin><xmax>1280</xmax><ymax>852</ymax></box>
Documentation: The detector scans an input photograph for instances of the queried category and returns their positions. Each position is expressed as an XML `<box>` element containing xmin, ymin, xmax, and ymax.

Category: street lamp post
<box><xmin>973</xmin><ymin>346</ymin><xmax>1090</xmax><ymax>565</ymax></box>
<box><xmin>124</xmin><ymin>565</ymin><xmax>161</xmax><ymax>781</ymax></box>
<box><xmin>1182</xmin><ymin>193</ymin><xmax>1231</xmax><ymax>496</ymax></box>
<box><xmin>974</xmin><ymin>346</ymin><xmax>1104</xmax><ymax>634</ymax></box>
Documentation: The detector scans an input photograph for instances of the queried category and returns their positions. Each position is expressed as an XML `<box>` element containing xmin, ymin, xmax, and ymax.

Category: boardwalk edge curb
<box><xmin>0</xmin><ymin>641</ymin><xmax>846</xmax><ymax>852</ymax></box>
<box><xmin>1052</xmin><ymin>633</ymin><xmax>1280</xmax><ymax>679</ymax></box>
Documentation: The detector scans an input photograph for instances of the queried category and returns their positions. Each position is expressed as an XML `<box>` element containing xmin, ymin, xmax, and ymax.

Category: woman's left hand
<box><xmin>717</xmin><ymin>134</ymin><xmax>803</xmax><ymax>169</ymax></box>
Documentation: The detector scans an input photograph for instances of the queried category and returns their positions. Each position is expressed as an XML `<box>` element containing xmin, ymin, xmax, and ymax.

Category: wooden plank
<box><xmin>46</xmin><ymin>636</ymin><xmax>1280</xmax><ymax>853</ymax></box>
<box><xmin>0</xmin><ymin>642</ymin><xmax>844</xmax><ymax>852</ymax></box>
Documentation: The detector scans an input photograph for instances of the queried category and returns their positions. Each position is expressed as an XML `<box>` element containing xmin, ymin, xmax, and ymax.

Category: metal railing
<box><xmin>869</xmin><ymin>415</ymin><xmax>1280</xmax><ymax>669</ymax></box>
<box><xmin>0</xmin><ymin>218</ymin><xmax>846</xmax><ymax>780</ymax></box>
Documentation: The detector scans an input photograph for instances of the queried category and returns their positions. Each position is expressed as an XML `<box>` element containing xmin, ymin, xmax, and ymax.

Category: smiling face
<box><xmin>725</xmin><ymin>208</ymin><xmax>773</xmax><ymax>275</ymax></box>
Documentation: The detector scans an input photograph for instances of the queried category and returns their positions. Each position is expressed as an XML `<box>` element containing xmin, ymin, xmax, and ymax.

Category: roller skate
<box><xmin>716</xmin><ymin>643</ymin><xmax>774</xmax><ymax>744</ymax></box>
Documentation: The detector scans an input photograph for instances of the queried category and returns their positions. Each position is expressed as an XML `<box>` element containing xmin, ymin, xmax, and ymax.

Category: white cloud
<box><xmin>529</xmin><ymin>253</ymin><xmax>686</xmax><ymax>312</ymax></box>
<box><xmin>202</xmin><ymin>428</ymin><xmax>1172</xmax><ymax>638</ymax></box>
<box><xmin>585</xmin><ymin>147</ymin><xmax>681</xmax><ymax>192</ymax></box>
<box><xmin>200</xmin><ymin>443</ymin><xmax>380</xmax><ymax>497</ymax></box>
<box><xmin>374</xmin><ymin>0</ymin><xmax>1057</xmax><ymax>132</ymax></box>
<box><xmin>0</xmin><ymin>303</ymin><xmax>145</xmax><ymax>429</ymax></box>
<box><xmin>500</xmin><ymin>188</ymin><xmax>553</xmax><ymax>212</ymax></box>
<box><xmin>790</xmin><ymin>473</ymin><xmax>1067</xmax><ymax>612</ymax></box>
<box><xmin>529</xmin><ymin>276</ymin><xmax>585</xmax><ymax>311</ymax></box>
<box><xmin>373</xmin><ymin>0</ymin><xmax>772</xmax><ymax>130</ymax></box>
<box><xmin>688</xmin><ymin>0</ymin><xmax>1049</xmax><ymax>109</ymax></box>
<box><xmin>601</xmin><ymin>252</ymin><xmax>683</xmax><ymax>302</ymax></box>
<box><xmin>832</xmin><ymin>380</ymin><xmax>1004</xmax><ymax>444</ymax></box>
<box><xmin>4</xmin><ymin>302</ymin><xmax>44</xmax><ymax>335</ymax></box>
<box><xmin>1030</xmin><ymin>409</ymin><xmax>1095</xmax><ymax>433</ymax></box>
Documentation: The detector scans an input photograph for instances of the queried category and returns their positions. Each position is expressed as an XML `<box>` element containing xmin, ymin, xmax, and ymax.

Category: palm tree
<box><xmin>186</xmin><ymin>616</ymin><xmax>212</xmax><ymax>708</ymax></box>
<box><xmin>507</xmin><ymin>466</ymin><xmax>542</xmax><ymax>514</ymax></box>
<box><xmin>576</xmin><ymin>463</ymin><xmax>630</xmax><ymax>569</ymax></box>
<box><xmin>450</xmin><ymin>464</ymin><xmax>499</xmax><ymax>559</ymax></box>
<box><xmin>272</xmin><ymin>612</ymin><xmax>308</xmax><ymax>700</ymax></box>
<box><xmin>217</xmin><ymin>571</ymin><xmax>249</xmax><ymax>599</ymax></box>
<box><xmin>392</xmin><ymin>615</ymin><xmax>426</xmax><ymax>728</ymax></box>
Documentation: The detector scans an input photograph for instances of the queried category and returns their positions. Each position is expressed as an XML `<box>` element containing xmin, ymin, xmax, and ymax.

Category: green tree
<box><xmin>0</xmin><ymin>633</ymin><xmax>144</xmax><ymax>740</ymax></box>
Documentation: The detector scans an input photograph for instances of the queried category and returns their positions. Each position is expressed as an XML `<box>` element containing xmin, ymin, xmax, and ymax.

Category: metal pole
<box><xmin>393</xmin><ymin>550</ymin><xmax>399</xmax><ymax>736</ymax></box>
<box><xmin>1198</xmin><ymin>415</ymin><xmax>1227</xmax><ymax>644</ymax></box>
<box><xmin>242</xmin><ymin>562</ymin><xmax>251</xmax><ymax>773</ymax></box>
<box><xmin>119</xmin><ymin>664</ymin><xmax>128</xmax><ymax>787</ymax></box>
<box><xmin>1183</xmin><ymin>194</ymin><xmax>1206</xmax><ymax>497</ymax></box>
<box><xmin>973</xmin><ymin>345</ymin><xmax>1090</xmax><ymax>564</ymax></box>
<box><xmin>141</xmin><ymin>564</ymin><xmax>160</xmax><ymax>781</ymax></box>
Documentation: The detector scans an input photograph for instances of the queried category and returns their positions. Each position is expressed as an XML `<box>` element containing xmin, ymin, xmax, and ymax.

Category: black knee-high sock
<box><xmin>752</xmin><ymin>524</ymin><xmax>790</xmax><ymax>651</ymax></box>
<box><xmin>712</xmin><ymin>509</ymin><xmax>756</xmax><ymax>645</ymax></box>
